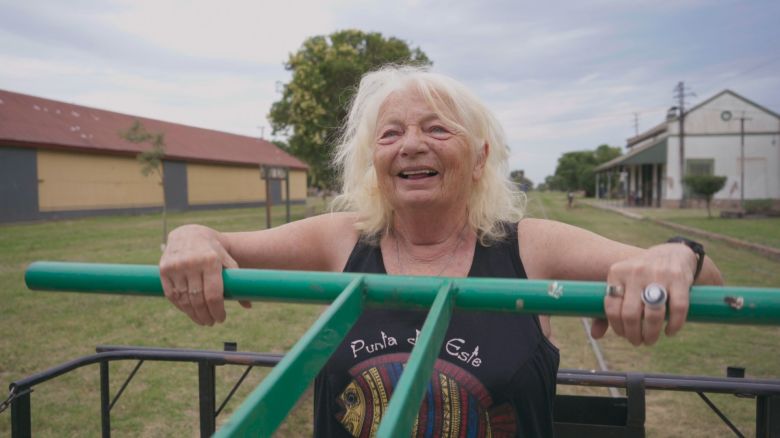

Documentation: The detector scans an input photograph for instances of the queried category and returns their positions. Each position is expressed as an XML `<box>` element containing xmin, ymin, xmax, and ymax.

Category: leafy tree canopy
<box><xmin>269</xmin><ymin>29</ymin><xmax>431</xmax><ymax>189</ymax></box>
<box><xmin>684</xmin><ymin>174</ymin><xmax>727</xmax><ymax>217</ymax></box>
<box><xmin>121</xmin><ymin>120</ymin><xmax>166</xmax><ymax>178</ymax></box>
<box><xmin>510</xmin><ymin>169</ymin><xmax>534</xmax><ymax>191</ymax></box>
<box><xmin>550</xmin><ymin>144</ymin><xmax>621</xmax><ymax>196</ymax></box>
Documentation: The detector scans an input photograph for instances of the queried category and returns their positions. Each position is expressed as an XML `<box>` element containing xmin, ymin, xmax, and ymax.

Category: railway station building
<box><xmin>594</xmin><ymin>90</ymin><xmax>780</xmax><ymax>209</ymax></box>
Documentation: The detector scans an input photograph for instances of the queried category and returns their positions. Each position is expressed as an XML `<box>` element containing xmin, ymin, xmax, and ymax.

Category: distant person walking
<box><xmin>567</xmin><ymin>191</ymin><xmax>574</xmax><ymax>208</ymax></box>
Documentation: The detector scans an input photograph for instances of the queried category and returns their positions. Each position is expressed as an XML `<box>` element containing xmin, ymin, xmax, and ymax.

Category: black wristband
<box><xmin>667</xmin><ymin>236</ymin><xmax>705</xmax><ymax>282</ymax></box>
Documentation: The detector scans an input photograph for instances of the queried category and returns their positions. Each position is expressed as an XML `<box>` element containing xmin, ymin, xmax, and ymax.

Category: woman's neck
<box><xmin>385</xmin><ymin>208</ymin><xmax>474</xmax><ymax>276</ymax></box>
<box><xmin>391</xmin><ymin>205</ymin><xmax>469</xmax><ymax>246</ymax></box>
<box><xmin>391</xmin><ymin>206</ymin><xmax>471</xmax><ymax>263</ymax></box>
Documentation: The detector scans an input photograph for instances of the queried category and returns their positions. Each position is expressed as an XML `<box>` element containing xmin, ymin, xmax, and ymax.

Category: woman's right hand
<box><xmin>159</xmin><ymin>224</ymin><xmax>248</xmax><ymax>326</ymax></box>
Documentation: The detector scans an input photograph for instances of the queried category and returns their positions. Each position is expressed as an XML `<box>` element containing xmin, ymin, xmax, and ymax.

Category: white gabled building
<box><xmin>595</xmin><ymin>90</ymin><xmax>780</xmax><ymax>209</ymax></box>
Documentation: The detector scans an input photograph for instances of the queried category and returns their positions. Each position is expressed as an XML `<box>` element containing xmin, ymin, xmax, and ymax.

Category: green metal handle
<box><xmin>25</xmin><ymin>261</ymin><xmax>780</xmax><ymax>324</ymax></box>
<box><xmin>22</xmin><ymin>260</ymin><xmax>780</xmax><ymax>437</ymax></box>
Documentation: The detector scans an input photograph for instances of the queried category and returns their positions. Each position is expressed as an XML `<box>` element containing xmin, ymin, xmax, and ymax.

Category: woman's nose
<box><xmin>399</xmin><ymin>126</ymin><xmax>427</xmax><ymax>156</ymax></box>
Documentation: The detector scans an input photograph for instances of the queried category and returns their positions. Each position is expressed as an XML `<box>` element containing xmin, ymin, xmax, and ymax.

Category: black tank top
<box><xmin>313</xmin><ymin>223</ymin><xmax>559</xmax><ymax>437</ymax></box>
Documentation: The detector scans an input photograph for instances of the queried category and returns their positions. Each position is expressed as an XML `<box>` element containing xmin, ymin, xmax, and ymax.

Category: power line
<box><xmin>698</xmin><ymin>54</ymin><xmax>780</xmax><ymax>94</ymax></box>
<box><xmin>514</xmin><ymin>106</ymin><xmax>666</xmax><ymax>128</ymax></box>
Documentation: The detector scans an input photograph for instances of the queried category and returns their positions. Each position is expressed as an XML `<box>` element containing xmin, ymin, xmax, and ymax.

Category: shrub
<box><xmin>684</xmin><ymin>175</ymin><xmax>727</xmax><ymax>218</ymax></box>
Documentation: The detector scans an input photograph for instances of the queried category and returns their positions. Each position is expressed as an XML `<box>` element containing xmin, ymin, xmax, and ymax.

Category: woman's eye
<box><xmin>378</xmin><ymin>129</ymin><xmax>401</xmax><ymax>144</ymax></box>
<box><xmin>428</xmin><ymin>125</ymin><xmax>451</xmax><ymax>137</ymax></box>
<box><xmin>380</xmin><ymin>130</ymin><xmax>400</xmax><ymax>139</ymax></box>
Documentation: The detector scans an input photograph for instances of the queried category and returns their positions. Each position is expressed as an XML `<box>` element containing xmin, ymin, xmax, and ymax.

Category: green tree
<box><xmin>120</xmin><ymin>120</ymin><xmax>168</xmax><ymax>247</ymax></box>
<box><xmin>510</xmin><ymin>169</ymin><xmax>534</xmax><ymax>191</ymax></box>
<box><xmin>551</xmin><ymin>144</ymin><xmax>621</xmax><ymax>196</ymax></box>
<box><xmin>684</xmin><ymin>174</ymin><xmax>727</xmax><ymax>218</ymax></box>
<box><xmin>538</xmin><ymin>175</ymin><xmax>562</xmax><ymax>191</ymax></box>
<box><xmin>269</xmin><ymin>29</ymin><xmax>431</xmax><ymax>189</ymax></box>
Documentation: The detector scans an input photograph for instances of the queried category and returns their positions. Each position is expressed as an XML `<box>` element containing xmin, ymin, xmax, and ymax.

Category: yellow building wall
<box><xmin>188</xmin><ymin>164</ymin><xmax>308</xmax><ymax>205</ymax></box>
<box><xmin>187</xmin><ymin>163</ymin><xmax>266</xmax><ymax>205</ymax></box>
<box><xmin>37</xmin><ymin>150</ymin><xmax>162</xmax><ymax>211</ymax></box>
<box><xmin>287</xmin><ymin>169</ymin><xmax>307</xmax><ymax>200</ymax></box>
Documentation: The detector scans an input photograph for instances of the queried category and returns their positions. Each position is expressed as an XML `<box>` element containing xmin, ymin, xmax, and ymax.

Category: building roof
<box><xmin>677</xmin><ymin>89</ymin><xmax>780</xmax><ymax>121</ymax></box>
<box><xmin>625</xmin><ymin>121</ymin><xmax>666</xmax><ymax>147</ymax></box>
<box><xmin>0</xmin><ymin>89</ymin><xmax>308</xmax><ymax>170</ymax></box>
<box><xmin>595</xmin><ymin>137</ymin><xmax>667</xmax><ymax>171</ymax></box>
<box><xmin>597</xmin><ymin>88</ymin><xmax>779</xmax><ymax>172</ymax></box>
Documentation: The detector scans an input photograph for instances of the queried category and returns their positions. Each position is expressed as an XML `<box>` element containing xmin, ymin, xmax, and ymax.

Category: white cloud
<box><xmin>108</xmin><ymin>0</ymin><xmax>337</xmax><ymax>64</ymax></box>
<box><xmin>1</xmin><ymin>0</ymin><xmax>778</xmax><ymax>185</ymax></box>
<box><xmin>0</xmin><ymin>53</ymin><xmax>98</xmax><ymax>78</ymax></box>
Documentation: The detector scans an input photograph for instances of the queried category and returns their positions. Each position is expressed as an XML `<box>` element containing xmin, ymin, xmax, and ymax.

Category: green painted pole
<box><xmin>21</xmin><ymin>261</ymin><xmax>780</xmax><ymax>437</ymax></box>
<box><xmin>215</xmin><ymin>276</ymin><xmax>365</xmax><ymax>437</ymax></box>
<box><xmin>25</xmin><ymin>261</ymin><xmax>780</xmax><ymax>325</ymax></box>
<box><xmin>376</xmin><ymin>281</ymin><xmax>455</xmax><ymax>438</ymax></box>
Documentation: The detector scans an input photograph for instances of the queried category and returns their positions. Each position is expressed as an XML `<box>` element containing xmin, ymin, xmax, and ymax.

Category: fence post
<box><xmin>625</xmin><ymin>372</ymin><xmax>646</xmax><ymax>437</ymax></box>
<box><xmin>100</xmin><ymin>361</ymin><xmax>111</xmax><ymax>438</ymax></box>
<box><xmin>10</xmin><ymin>391</ymin><xmax>31</xmax><ymax>438</ymax></box>
<box><xmin>199</xmin><ymin>362</ymin><xmax>216</xmax><ymax>437</ymax></box>
<box><xmin>756</xmin><ymin>394</ymin><xmax>780</xmax><ymax>437</ymax></box>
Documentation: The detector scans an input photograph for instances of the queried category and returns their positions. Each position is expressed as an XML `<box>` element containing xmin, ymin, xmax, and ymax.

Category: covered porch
<box><xmin>594</xmin><ymin>139</ymin><xmax>667</xmax><ymax>207</ymax></box>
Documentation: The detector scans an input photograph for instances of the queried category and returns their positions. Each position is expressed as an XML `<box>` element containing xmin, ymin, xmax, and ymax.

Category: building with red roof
<box><xmin>0</xmin><ymin>88</ymin><xmax>308</xmax><ymax>223</ymax></box>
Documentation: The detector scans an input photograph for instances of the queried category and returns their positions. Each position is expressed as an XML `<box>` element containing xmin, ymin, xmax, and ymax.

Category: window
<box><xmin>686</xmin><ymin>159</ymin><xmax>714</xmax><ymax>176</ymax></box>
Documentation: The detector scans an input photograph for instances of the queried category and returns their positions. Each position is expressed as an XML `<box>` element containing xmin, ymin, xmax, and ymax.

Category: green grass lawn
<box><xmin>665</xmin><ymin>216</ymin><xmax>780</xmax><ymax>249</ymax></box>
<box><xmin>1</xmin><ymin>193</ymin><xmax>778</xmax><ymax>437</ymax></box>
<box><xmin>603</xmin><ymin>202</ymin><xmax>780</xmax><ymax>250</ymax></box>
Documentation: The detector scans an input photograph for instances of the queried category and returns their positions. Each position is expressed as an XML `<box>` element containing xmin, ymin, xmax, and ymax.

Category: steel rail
<box><xmin>25</xmin><ymin>261</ymin><xmax>780</xmax><ymax>324</ymax></box>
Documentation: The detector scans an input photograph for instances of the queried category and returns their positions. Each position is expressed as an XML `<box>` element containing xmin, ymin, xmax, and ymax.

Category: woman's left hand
<box><xmin>590</xmin><ymin>243</ymin><xmax>698</xmax><ymax>346</ymax></box>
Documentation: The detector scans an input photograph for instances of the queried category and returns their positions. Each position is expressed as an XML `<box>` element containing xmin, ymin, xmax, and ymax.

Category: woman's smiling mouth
<box><xmin>398</xmin><ymin>169</ymin><xmax>439</xmax><ymax>179</ymax></box>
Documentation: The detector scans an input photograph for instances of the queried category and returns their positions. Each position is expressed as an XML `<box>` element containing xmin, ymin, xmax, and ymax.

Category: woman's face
<box><xmin>373</xmin><ymin>87</ymin><xmax>487</xmax><ymax>212</ymax></box>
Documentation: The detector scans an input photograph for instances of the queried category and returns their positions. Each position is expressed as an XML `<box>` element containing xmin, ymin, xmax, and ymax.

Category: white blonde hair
<box><xmin>332</xmin><ymin>65</ymin><xmax>525</xmax><ymax>243</ymax></box>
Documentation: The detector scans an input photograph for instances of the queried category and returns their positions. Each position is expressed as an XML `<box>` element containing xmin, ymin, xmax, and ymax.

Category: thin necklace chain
<box><xmin>394</xmin><ymin>221</ymin><xmax>468</xmax><ymax>276</ymax></box>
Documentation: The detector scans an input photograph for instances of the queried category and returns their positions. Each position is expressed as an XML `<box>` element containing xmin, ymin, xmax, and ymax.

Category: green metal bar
<box><xmin>25</xmin><ymin>261</ymin><xmax>780</xmax><ymax>324</ymax></box>
<box><xmin>215</xmin><ymin>276</ymin><xmax>365</xmax><ymax>437</ymax></box>
<box><xmin>376</xmin><ymin>281</ymin><xmax>455</xmax><ymax>438</ymax></box>
<box><xmin>20</xmin><ymin>261</ymin><xmax>780</xmax><ymax>438</ymax></box>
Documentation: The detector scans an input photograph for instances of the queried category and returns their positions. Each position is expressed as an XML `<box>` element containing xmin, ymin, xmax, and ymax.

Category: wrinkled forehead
<box><xmin>375</xmin><ymin>85</ymin><xmax>462</xmax><ymax>127</ymax></box>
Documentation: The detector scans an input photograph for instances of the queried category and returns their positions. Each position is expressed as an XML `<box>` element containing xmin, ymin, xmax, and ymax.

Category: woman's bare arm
<box><xmin>518</xmin><ymin>218</ymin><xmax>723</xmax><ymax>346</ymax></box>
<box><xmin>159</xmin><ymin>212</ymin><xmax>360</xmax><ymax>325</ymax></box>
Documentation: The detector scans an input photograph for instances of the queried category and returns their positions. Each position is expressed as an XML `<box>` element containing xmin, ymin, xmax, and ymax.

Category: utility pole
<box><xmin>633</xmin><ymin>112</ymin><xmax>639</xmax><ymax>136</ymax></box>
<box><xmin>674</xmin><ymin>81</ymin><xmax>696</xmax><ymax>207</ymax></box>
<box><xmin>738</xmin><ymin>113</ymin><xmax>751</xmax><ymax>211</ymax></box>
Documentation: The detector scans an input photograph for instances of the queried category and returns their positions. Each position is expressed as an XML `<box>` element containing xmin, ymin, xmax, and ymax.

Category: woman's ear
<box><xmin>472</xmin><ymin>142</ymin><xmax>489</xmax><ymax>180</ymax></box>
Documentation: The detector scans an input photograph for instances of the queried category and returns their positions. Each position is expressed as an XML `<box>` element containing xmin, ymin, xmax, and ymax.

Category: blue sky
<box><xmin>1</xmin><ymin>0</ymin><xmax>778</xmax><ymax>184</ymax></box>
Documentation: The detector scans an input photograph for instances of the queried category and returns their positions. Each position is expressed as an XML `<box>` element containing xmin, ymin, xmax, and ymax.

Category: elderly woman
<box><xmin>160</xmin><ymin>66</ymin><xmax>723</xmax><ymax>437</ymax></box>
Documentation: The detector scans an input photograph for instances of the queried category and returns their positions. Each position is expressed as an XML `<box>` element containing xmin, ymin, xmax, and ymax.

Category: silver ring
<box><xmin>188</xmin><ymin>288</ymin><xmax>202</xmax><ymax>296</ymax></box>
<box><xmin>606</xmin><ymin>284</ymin><xmax>624</xmax><ymax>298</ymax></box>
<box><xmin>642</xmin><ymin>283</ymin><xmax>668</xmax><ymax>309</ymax></box>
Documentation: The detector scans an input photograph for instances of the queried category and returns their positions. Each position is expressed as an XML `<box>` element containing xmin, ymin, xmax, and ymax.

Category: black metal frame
<box><xmin>7</xmin><ymin>345</ymin><xmax>282</xmax><ymax>438</ymax></box>
<box><xmin>5</xmin><ymin>345</ymin><xmax>780</xmax><ymax>437</ymax></box>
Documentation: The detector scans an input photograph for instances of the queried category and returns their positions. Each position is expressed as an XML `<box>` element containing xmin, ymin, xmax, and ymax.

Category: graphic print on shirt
<box><xmin>335</xmin><ymin>352</ymin><xmax>518</xmax><ymax>438</ymax></box>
